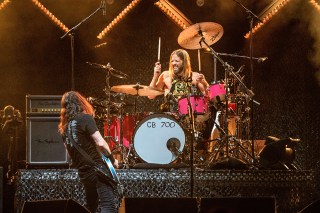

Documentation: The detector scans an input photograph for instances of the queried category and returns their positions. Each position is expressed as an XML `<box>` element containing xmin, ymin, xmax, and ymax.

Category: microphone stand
<box><xmin>233</xmin><ymin>0</ymin><xmax>263</xmax><ymax>163</ymax></box>
<box><xmin>186</xmin><ymin>81</ymin><xmax>196</xmax><ymax>197</ymax></box>
<box><xmin>60</xmin><ymin>2</ymin><xmax>105</xmax><ymax>90</ymax></box>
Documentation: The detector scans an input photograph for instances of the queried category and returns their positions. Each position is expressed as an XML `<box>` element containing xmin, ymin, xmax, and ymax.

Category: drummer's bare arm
<box><xmin>149</xmin><ymin>62</ymin><xmax>164</xmax><ymax>99</ymax></box>
<box><xmin>195</xmin><ymin>73</ymin><xmax>209</xmax><ymax>95</ymax></box>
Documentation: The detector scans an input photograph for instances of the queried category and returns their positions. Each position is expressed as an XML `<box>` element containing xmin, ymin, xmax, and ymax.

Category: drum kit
<box><xmin>88</xmin><ymin>21</ymin><xmax>259</xmax><ymax>169</ymax></box>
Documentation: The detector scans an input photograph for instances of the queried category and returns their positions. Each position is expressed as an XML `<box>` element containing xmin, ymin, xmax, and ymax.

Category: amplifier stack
<box><xmin>26</xmin><ymin>95</ymin><xmax>69</xmax><ymax>166</ymax></box>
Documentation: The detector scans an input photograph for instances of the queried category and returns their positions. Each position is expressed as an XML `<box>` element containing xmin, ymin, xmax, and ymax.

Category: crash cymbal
<box><xmin>178</xmin><ymin>22</ymin><xmax>224</xmax><ymax>49</ymax></box>
<box><xmin>111</xmin><ymin>84</ymin><xmax>164</xmax><ymax>96</ymax></box>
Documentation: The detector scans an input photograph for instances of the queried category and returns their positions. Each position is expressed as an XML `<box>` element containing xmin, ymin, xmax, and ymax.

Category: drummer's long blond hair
<box><xmin>168</xmin><ymin>49</ymin><xmax>192</xmax><ymax>80</ymax></box>
<box><xmin>58</xmin><ymin>91</ymin><xmax>94</xmax><ymax>135</ymax></box>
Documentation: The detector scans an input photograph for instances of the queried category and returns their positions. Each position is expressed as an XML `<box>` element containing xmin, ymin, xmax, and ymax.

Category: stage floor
<box><xmin>15</xmin><ymin>168</ymin><xmax>317</xmax><ymax>212</ymax></box>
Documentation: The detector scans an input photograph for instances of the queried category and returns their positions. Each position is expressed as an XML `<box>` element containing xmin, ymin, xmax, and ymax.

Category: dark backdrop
<box><xmin>0</xmin><ymin>0</ymin><xmax>319</xmax><ymax>207</ymax></box>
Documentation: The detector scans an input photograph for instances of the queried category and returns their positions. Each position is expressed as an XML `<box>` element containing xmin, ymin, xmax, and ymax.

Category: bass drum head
<box><xmin>133</xmin><ymin>113</ymin><xmax>185</xmax><ymax>164</ymax></box>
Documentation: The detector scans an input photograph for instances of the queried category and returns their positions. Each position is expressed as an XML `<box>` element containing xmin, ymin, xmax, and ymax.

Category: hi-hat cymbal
<box><xmin>111</xmin><ymin>84</ymin><xmax>164</xmax><ymax>96</ymax></box>
<box><xmin>86</xmin><ymin>62</ymin><xmax>128</xmax><ymax>79</ymax></box>
<box><xmin>178</xmin><ymin>22</ymin><xmax>224</xmax><ymax>49</ymax></box>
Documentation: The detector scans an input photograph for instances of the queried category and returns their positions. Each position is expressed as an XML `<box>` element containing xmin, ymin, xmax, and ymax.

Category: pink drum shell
<box><xmin>178</xmin><ymin>96</ymin><xmax>208</xmax><ymax>115</ymax></box>
<box><xmin>208</xmin><ymin>83</ymin><xmax>226</xmax><ymax>102</ymax></box>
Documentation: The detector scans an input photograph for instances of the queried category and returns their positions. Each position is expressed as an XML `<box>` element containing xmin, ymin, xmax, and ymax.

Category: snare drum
<box><xmin>208</xmin><ymin>82</ymin><xmax>226</xmax><ymax>103</ymax></box>
<box><xmin>133</xmin><ymin>113</ymin><xmax>185</xmax><ymax>164</ymax></box>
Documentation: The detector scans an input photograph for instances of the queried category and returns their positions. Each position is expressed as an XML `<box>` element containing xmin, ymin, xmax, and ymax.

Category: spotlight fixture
<box><xmin>258</xmin><ymin>136</ymin><xmax>300</xmax><ymax>170</ymax></box>
<box><xmin>244</xmin><ymin>0</ymin><xmax>292</xmax><ymax>39</ymax></box>
<box><xmin>97</xmin><ymin>0</ymin><xmax>142</xmax><ymax>39</ymax></box>
<box><xmin>31</xmin><ymin>0</ymin><xmax>69</xmax><ymax>33</ymax></box>
<box><xmin>0</xmin><ymin>0</ymin><xmax>11</xmax><ymax>11</ymax></box>
<box><xmin>309</xmin><ymin>0</ymin><xmax>320</xmax><ymax>12</ymax></box>
<box><xmin>155</xmin><ymin>0</ymin><xmax>192</xmax><ymax>30</ymax></box>
<box><xmin>196</xmin><ymin>0</ymin><xmax>205</xmax><ymax>7</ymax></box>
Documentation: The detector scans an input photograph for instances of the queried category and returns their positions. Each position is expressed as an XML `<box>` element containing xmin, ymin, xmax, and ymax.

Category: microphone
<box><xmin>257</xmin><ymin>57</ymin><xmax>268</xmax><ymax>63</ymax></box>
<box><xmin>167</xmin><ymin>138</ymin><xmax>181</xmax><ymax>156</ymax></box>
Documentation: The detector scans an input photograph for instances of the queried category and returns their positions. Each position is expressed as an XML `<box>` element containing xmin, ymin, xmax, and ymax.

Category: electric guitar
<box><xmin>100</xmin><ymin>154</ymin><xmax>119</xmax><ymax>184</ymax></box>
<box><xmin>98</xmin><ymin>154</ymin><xmax>123</xmax><ymax>196</ymax></box>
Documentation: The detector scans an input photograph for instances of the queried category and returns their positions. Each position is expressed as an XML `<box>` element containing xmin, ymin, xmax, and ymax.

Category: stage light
<box><xmin>309</xmin><ymin>0</ymin><xmax>320</xmax><ymax>12</ymax></box>
<box><xmin>258</xmin><ymin>136</ymin><xmax>300</xmax><ymax>170</ymax></box>
<box><xmin>244</xmin><ymin>0</ymin><xmax>292</xmax><ymax>39</ymax></box>
<box><xmin>31</xmin><ymin>0</ymin><xmax>69</xmax><ymax>33</ymax></box>
<box><xmin>97</xmin><ymin>0</ymin><xmax>142</xmax><ymax>39</ymax></box>
<box><xmin>0</xmin><ymin>0</ymin><xmax>11</xmax><ymax>11</ymax></box>
<box><xmin>155</xmin><ymin>0</ymin><xmax>192</xmax><ymax>30</ymax></box>
<box><xmin>196</xmin><ymin>0</ymin><xmax>205</xmax><ymax>7</ymax></box>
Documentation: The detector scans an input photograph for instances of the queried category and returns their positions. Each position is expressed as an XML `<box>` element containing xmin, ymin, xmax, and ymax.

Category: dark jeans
<box><xmin>79</xmin><ymin>167</ymin><xmax>116</xmax><ymax>213</ymax></box>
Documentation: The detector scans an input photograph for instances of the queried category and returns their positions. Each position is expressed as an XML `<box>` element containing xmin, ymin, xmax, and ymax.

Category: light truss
<box><xmin>28</xmin><ymin>0</ymin><xmax>191</xmax><ymax>42</ymax></box>
<box><xmin>309</xmin><ymin>0</ymin><xmax>320</xmax><ymax>12</ymax></box>
<box><xmin>97</xmin><ymin>0</ymin><xmax>142</xmax><ymax>40</ymax></box>
<box><xmin>31</xmin><ymin>0</ymin><xmax>69</xmax><ymax>33</ymax></box>
<box><xmin>0</xmin><ymin>0</ymin><xmax>11</xmax><ymax>11</ymax></box>
<box><xmin>244</xmin><ymin>0</ymin><xmax>292</xmax><ymax>39</ymax></box>
<box><xmin>154</xmin><ymin>0</ymin><xmax>192</xmax><ymax>30</ymax></box>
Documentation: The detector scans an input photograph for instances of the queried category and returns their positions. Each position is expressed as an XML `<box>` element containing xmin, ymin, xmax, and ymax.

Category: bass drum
<box><xmin>104</xmin><ymin>113</ymin><xmax>147</xmax><ymax>151</ymax></box>
<box><xmin>133</xmin><ymin>113</ymin><xmax>186</xmax><ymax>164</ymax></box>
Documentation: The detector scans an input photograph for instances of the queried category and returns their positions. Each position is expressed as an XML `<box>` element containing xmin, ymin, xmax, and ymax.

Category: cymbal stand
<box><xmin>115</xmin><ymin>101</ymin><xmax>131</xmax><ymax>168</ymax></box>
<box><xmin>103</xmin><ymin>65</ymin><xmax>129</xmax><ymax>168</ymax></box>
<box><xmin>199</xmin><ymin>35</ymin><xmax>256</xmax><ymax>165</ymax></box>
<box><xmin>103</xmin><ymin>66</ymin><xmax>118</xmax><ymax>146</ymax></box>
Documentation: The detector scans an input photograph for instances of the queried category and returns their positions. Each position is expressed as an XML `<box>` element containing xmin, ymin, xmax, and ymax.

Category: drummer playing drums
<box><xmin>148</xmin><ymin>49</ymin><xmax>209</xmax><ymax>115</ymax></box>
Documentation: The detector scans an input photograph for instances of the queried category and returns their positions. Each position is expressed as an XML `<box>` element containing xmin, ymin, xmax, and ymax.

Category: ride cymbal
<box><xmin>178</xmin><ymin>22</ymin><xmax>224</xmax><ymax>49</ymax></box>
<box><xmin>111</xmin><ymin>84</ymin><xmax>164</xmax><ymax>96</ymax></box>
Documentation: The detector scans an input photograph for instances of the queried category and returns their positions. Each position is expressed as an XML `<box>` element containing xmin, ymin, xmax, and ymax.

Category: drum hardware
<box><xmin>178</xmin><ymin>22</ymin><xmax>225</xmax><ymax>196</ymax></box>
<box><xmin>86</xmin><ymin>62</ymin><xmax>128</xmax><ymax>79</ymax></box>
<box><xmin>179</xmin><ymin>24</ymin><xmax>257</xmax><ymax>169</ymax></box>
<box><xmin>204</xmin><ymin>52</ymin><xmax>268</xmax><ymax>64</ymax></box>
<box><xmin>232</xmin><ymin>0</ymin><xmax>264</xmax><ymax>162</ymax></box>
<box><xmin>181</xmin><ymin>88</ymin><xmax>202</xmax><ymax>197</ymax></box>
<box><xmin>132</xmin><ymin>113</ymin><xmax>186</xmax><ymax>164</ymax></box>
<box><xmin>110</xmin><ymin>83</ymin><xmax>165</xmax><ymax>166</ymax></box>
<box><xmin>111</xmin><ymin>83</ymin><xmax>164</xmax><ymax>97</ymax></box>
<box><xmin>111</xmin><ymin>83</ymin><xmax>165</xmax><ymax>132</ymax></box>
<box><xmin>178</xmin><ymin>22</ymin><xmax>224</xmax><ymax>50</ymax></box>
<box><xmin>87</xmin><ymin>62</ymin><xmax>132</xmax><ymax>168</ymax></box>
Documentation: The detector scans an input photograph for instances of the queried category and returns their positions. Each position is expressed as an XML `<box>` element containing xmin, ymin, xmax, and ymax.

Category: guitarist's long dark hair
<box><xmin>58</xmin><ymin>91</ymin><xmax>94</xmax><ymax>135</ymax></box>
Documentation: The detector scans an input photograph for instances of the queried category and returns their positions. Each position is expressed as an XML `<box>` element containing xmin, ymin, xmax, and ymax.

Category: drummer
<box><xmin>148</xmin><ymin>48</ymin><xmax>209</xmax><ymax>113</ymax></box>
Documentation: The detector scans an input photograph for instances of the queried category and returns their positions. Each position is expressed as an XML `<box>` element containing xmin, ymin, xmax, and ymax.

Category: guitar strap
<box><xmin>65</xmin><ymin>123</ymin><xmax>117</xmax><ymax>187</ymax></box>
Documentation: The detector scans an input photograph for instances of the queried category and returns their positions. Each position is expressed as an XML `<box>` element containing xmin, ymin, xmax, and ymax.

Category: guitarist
<box><xmin>58</xmin><ymin>91</ymin><xmax>119</xmax><ymax>213</ymax></box>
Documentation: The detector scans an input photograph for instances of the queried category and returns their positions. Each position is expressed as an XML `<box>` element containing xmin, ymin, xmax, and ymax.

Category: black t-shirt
<box><xmin>64</xmin><ymin>113</ymin><xmax>104</xmax><ymax>170</ymax></box>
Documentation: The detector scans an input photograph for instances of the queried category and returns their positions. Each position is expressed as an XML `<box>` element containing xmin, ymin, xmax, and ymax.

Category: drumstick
<box><xmin>198</xmin><ymin>49</ymin><xmax>201</xmax><ymax>73</ymax></box>
<box><xmin>158</xmin><ymin>37</ymin><xmax>161</xmax><ymax>62</ymax></box>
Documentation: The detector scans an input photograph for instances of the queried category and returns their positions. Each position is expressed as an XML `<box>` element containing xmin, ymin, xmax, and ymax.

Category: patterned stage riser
<box><xmin>15</xmin><ymin>169</ymin><xmax>316</xmax><ymax>213</ymax></box>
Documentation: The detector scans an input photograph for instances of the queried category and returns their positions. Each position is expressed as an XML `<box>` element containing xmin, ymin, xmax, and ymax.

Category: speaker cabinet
<box><xmin>21</xmin><ymin>199</ymin><xmax>89</xmax><ymax>213</ymax></box>
<box><xmin>200</xmin><ymin>197</ymin><xmax>275</xmax><ymax>213</ymax></box>
<box><xmin>125</xmin><ymin>198</ymin><xmax>198</xmax><ymax>213</ymax></box>
<box><xmin>0</xmin><ymin>167</ymin><xmax>2</xmax><ymax>213</ymax></box>
<box><xmin>26</xmin><ymin>117</ymin><xmax>68</xmax><ymax>165</ymax></box>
